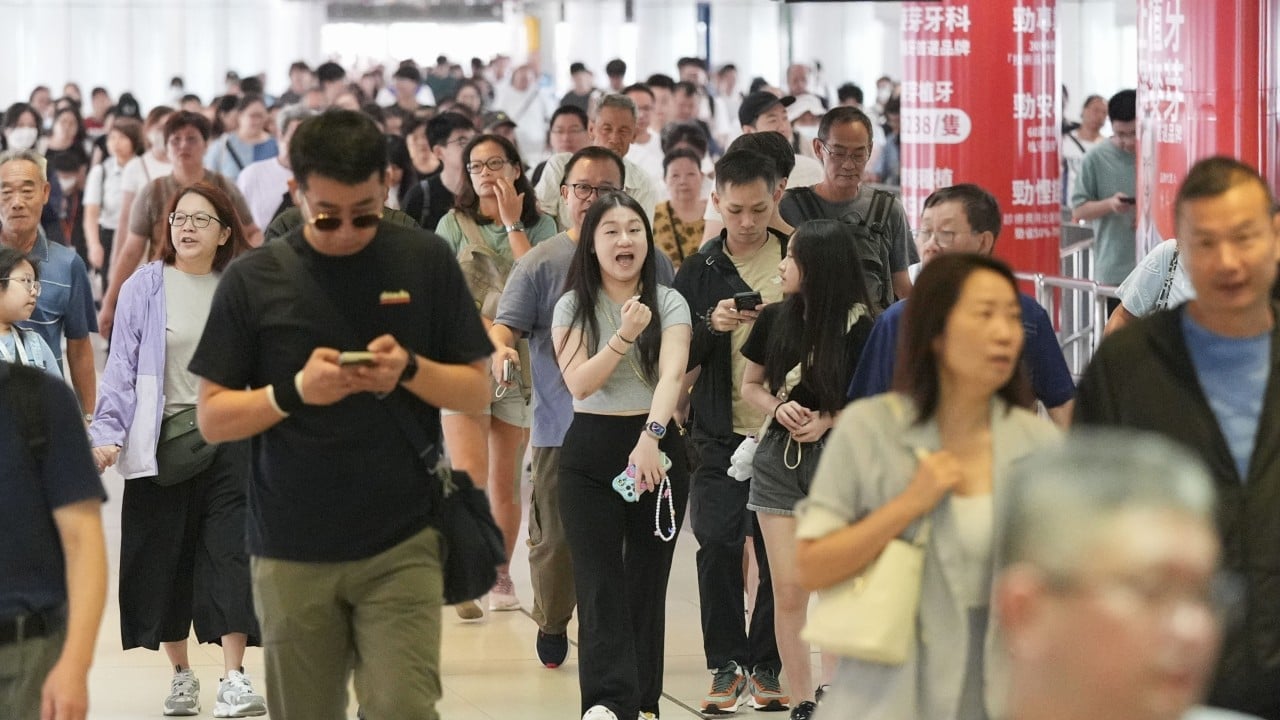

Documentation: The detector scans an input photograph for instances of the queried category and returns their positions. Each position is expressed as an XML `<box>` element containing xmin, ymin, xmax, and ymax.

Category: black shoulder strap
<box><xmin>865</xmin><ymin>188</ymin><xmax>895</xmax><ymax>231</ymax></box>
<box><xmin>267</xmin><ymin>241</ymin><xmax>447</xmax><ymax>478</ymax></box>
<box><xmin>224</xmin><ymin>140</ymin><xmax>247</xmax><ymax>172</ymax></box>
<box><xmin>0</xmin><ymin>362</ymin><xmax>48</xmax><ymax>472</ymax></box>
<box><xmin>703</xmin><ymin>242</ymin><xmax>754</xmax><ymax>296</ymax></box>
<box><xmin>788</xmin><ymin>186</ymin><xmax>824</xmax><ymax>221</ymax></box>
<box><xmin>417</xmin><ymin>178</ymin><xmax>433</xmax><ymax>229</ymax></box>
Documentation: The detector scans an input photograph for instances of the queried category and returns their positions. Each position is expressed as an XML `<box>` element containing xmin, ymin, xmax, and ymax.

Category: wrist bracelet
<box><xmin>616</xmin><ymin>331</ymin><xmax>636</xmax><ymax>344</ymax></box>
<box><xmin>273</xmin><ymin>372</ymin><xmax>305</xmax><ymax>414</ymax></box>
<box><xmin>704</xmin><ymin>306</ymin><xmax>725</xmax><ymax>336</ymax></box>
<box><xmin>773</xmin><ymin>400</ymin><xmax>785</xmax><ymax>418</ymax></box>
<box><xmin>606</xmin><ymin>341</ymin><xmax>627</xmax><ymax>356</ymax></box>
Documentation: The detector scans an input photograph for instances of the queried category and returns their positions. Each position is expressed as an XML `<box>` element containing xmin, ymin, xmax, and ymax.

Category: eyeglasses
<box><xmin>300</xmin><ymin>196</ymin><xmax>383</xmax><ymax>232</ymax></box>
<box><xmin>1</xmin><ymin>276</ymin><xmax>41</xmax><ymax>295</ymax></box>
<box><xmin>566</xmin><ymin>183</ymin><xmax>619</xmax><ymax>200</ymax></box>
<box><xmin>912</xmin><ymin>228</ymin><xmax>977</xmax><ymax>249</ymax></box>
<box><xmin>444</xmin><ymin>135</ymin><xmax>476</xmax><ymax>148</ymax></box>
<box><xmin>465</xmin><ymin>157</ymin><xmax>512</xmax><ymax>174</ymax></box>
<box><xmin>819</xmin><ymin>141</ymin><xmax>871</xmax><ymax>165</ymax></box>
<box><xmin>1048</xmin><ymin>569</ymin><xmax>1243</xmax><ymax>622</ymax></box>
<box><xmin>168</xmin><ymin>211</ymin><xmax>226</xmax><ymax>229</ymax></box>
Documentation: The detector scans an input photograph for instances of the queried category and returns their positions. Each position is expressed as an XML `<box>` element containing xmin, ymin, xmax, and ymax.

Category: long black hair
<box><xmin>454</xmin><ymin>133</ymin><xmax>540</xmax><ymax>227</ymax></box>
<box><xmin>558</xmin><ymin>191</ymin><xmax>662</xmax><ymax>382</ymax></box>
<box><xmin>764</xmin><ymin>219</ymin><xmax>873</xmax><ymax>414</ymax></box>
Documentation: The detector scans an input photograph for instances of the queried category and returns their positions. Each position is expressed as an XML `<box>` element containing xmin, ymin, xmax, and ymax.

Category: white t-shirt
<box><xmin>1116</xmin><ymin>238</ymin><xmax>1194</xmax><ymax>316</ymax></box>
<box><xmin>626</xmin><ymin>133</ymin><xmax>665</xmax><ymax>191</ymax></box>
<box><xmin>83</xmin><ymin>156</ymin><xmax>127</xmax><ymax>229</ymax></box>
<box><xmin>120</xmin><ymin>154</ymin><xmax>173</xmax><ymax>196</ymax></box>
<box><xmin>235</xmin><ymin>158</ymin><xmax>292</xmax><ymax>229</ymax></box>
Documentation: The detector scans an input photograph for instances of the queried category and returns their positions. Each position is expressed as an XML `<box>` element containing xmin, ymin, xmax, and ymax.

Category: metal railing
<box><xmin>1015</xmin><ymin>226</ymin><xmax>1120</xmax><ymax>380</ymax></box>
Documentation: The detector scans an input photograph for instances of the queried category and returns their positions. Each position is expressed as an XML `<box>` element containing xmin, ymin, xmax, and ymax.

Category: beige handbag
<box><xmin>800</xmin><ymin>517</ymin><xmax>931</xmax><ymax>664</ymax></box>
<box><xmin>801</xmin><ymin>430</ymin><xmax>931</xmax><ymax>665</ymax></box>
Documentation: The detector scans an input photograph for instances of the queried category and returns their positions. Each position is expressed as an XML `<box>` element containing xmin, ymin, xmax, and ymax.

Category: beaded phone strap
<box><xmin>653</xmin><ymin>475</ymin><xmax>676</xmax><ymax>542</ymax></box>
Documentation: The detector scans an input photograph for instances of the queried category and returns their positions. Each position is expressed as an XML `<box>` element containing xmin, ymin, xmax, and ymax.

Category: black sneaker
<box><xmin>536</xmin><ymin>630</ymin><xmax>568</xmax><ymax>668</ymax></box>
<box><xmin>789</xmin><ymin>700</ymin><xmax>817</xmax><ymax>720</ymax></box>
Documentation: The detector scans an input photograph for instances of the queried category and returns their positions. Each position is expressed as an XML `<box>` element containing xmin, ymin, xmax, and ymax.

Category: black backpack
<box><xmin>0</xmin><ymin>362</ymin><xmax>49</xmax><ymax>472</ymax></box>
<box><xmin>787</xmin><ymin>186</ymin><xmax>897</xmax><ymax>312</ymax></box>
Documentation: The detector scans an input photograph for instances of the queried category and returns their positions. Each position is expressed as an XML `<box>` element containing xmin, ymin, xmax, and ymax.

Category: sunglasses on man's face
<box><xmin>301</xmin><ymin>195</ymin><xmax>383</xmax><ymax>232</ymax></box>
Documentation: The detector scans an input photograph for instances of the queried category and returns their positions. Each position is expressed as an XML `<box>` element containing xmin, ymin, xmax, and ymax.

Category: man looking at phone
<box><xmin>673</xmin><ymin>149</ymin><xmax>790</xmax><ymax>714</ymax></box>
<box><xmin>188</xmin><ymin>110</ymin><xmax>492</xmax><ymax>720</ymax></box>
<box><xmin>1071</xmin><ymin>89</ymin><xmax>1138</xmax><ymax>310</ymax></box>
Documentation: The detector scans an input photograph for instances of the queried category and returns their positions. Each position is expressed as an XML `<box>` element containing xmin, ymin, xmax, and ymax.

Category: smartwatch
<box><xmin>504</xmin><ymin>221</ymin><xmax>526</xmax><ymax>234</ymax></box>
<box><xmin>399</xmin><ymin>350</ymin><xmax>420</xmax><ymax>384</ymax></box>
<box><xmin>645</xmin><ymin>421</ymin><xmax>667</xmax><ymax>441</ymax></box>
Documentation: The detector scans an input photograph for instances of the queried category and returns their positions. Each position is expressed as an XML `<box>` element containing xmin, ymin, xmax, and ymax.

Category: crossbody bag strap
<box><xmin>267</xmin><ymin>240</ymin><xmax>445</xmax><ymax>476</ymax></box>
<box><xmin>1155</xmin><ymin>248</ymin><xmax>1180</xmax><ymax>311</ymax></box>
<box><xmin>453</xmin><ymin>211</ymin><xmax>494</xmax><ymax>256</ymax></box>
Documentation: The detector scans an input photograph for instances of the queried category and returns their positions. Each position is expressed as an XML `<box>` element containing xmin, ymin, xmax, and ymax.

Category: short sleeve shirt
<box><xmin>741</xmin><ymin>302</ymin><xmax>873</xmax><ymax>413</ymax></box>
<box><xmin>120</xmin><ymin>154</ymin><xmax>172</xmax><ymax>196</ymax></box>
<box><xmin>0</xmin><ymin>368</ymin><xmax>106</xmax><ymax>615</ymax></box>
<box><xmin>552</xmin><ymin>285</ymin><xmax>690</xmax><ymax>414</ymax></box>
<box><xmin>187</xmin><ymin>224</ymin><xmax>493</xmax><ymax>561</ymax></box>
<box><xmin>1071</xmin><ymin>140</ymin><xmax>1137</xmax><ymax>284</ymax></box>
<box><xmin>12</xmin><ymin>228</ymin><xmax>98</xmax><ymax>363</ymax></box>
<box><xmin>434</xmin><ymin>210</ymin><xmax>559</xmax><ymax>264</ymax></box>
<box><xmin>1117</xmin><ymin>238</ymin><xmax>1194</xmax><ymax>316</ymax></box>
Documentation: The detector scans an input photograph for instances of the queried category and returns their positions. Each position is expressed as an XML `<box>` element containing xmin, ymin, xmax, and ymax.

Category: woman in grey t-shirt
<box><xmin>552</xmin><ymin>192</ymin><xmax>692</xmax><ymax>720</ymax></box>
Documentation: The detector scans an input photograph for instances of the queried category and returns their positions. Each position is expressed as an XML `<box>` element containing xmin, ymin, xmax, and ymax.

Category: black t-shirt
<box><xmin>188</xmin><ymin>223</ymin><xmax>492</xmax><ymax>562</ymax></box>
<box><xmin>401</xmin><ymin>172</ymin><xmax>453</xmax><ymax>234</ymax></box>
<box><xmin>740</xmin><ymin>303</ymin><xmax>874</xmax><ymax>413</ymax></box>
<box><xmin>1</xmin><ymin>367</ymin><xmax>106</xmax><ymax>615</ymax></box>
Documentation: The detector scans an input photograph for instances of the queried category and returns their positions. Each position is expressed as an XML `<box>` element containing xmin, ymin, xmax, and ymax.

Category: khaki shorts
<box><xmin>441</xmin><ymin>375</ymin><xmax>530</xmax><ymax>428</ymax></box>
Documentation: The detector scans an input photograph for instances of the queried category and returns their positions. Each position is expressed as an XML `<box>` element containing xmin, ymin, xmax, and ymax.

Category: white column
<box><xmin>707</xmin><ymin>0</ymin><xmax>781</xmax><ymax>87</ymax></box>
<box><xmin>633</xmin><ymin>0</ymin><xmax>700</xmax><ymax>79</ymax></box>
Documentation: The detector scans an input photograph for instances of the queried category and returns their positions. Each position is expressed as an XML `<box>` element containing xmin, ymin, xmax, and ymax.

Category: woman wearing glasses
<box><xmin>553</xmin><ymin>191</ymin><xmax>691</xmax><ymax>720</ymax></box>
<box><xmin>434</xmin><ymin>133</ymin><xmax>557</xmax><ymax>617</ymax></box>
<box><xmin>89</xmin><ymin>182</ymin><xmax>267</xmax><ymax>718</ymax></box>
<box><xmin>0</xmin><ymin>247</ymin><xmax>61</xmax><ymax>376</ymax></box>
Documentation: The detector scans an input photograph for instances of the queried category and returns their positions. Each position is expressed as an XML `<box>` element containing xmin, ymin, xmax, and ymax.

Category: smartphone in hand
<box><xmin>338</xmin><ymin>351</ymin><xmax>376</xmax><ymax>366</ymax></box>
<box><xmin>734</xmin><ymin>291</ymin><xmax>764</xmax><ymax>311</ymax></box>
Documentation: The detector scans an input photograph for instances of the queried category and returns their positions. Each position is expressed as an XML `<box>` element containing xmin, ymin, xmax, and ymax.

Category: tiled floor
<box><xmin>87</xmin><ymin>466</ymin><xmax>809</xmax><ymax>719</ymax></box>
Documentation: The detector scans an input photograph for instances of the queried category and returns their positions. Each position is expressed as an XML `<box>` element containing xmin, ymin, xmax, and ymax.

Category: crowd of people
<box><xmin>1</xmin><ymin>49</ymin><xmax>1278</xmax><ymax>720</ymax></box>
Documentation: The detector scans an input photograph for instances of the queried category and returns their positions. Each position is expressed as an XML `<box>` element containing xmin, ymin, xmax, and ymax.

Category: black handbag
<box><xmin>153</xmin><ymin>406</ymin><xmax>218</xmax><ymax>486</ymax></box>
<box><xmin>269</xmin><ymin>240</ymin><xmax>506</xmax><ymax>604</ymax></box>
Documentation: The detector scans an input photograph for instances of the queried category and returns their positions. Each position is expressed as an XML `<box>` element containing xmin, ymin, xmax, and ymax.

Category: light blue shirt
<box><xmin>1182</xmin><ymin>313</ymin><xmax>1270</xmax><ymax>481</ymax></box>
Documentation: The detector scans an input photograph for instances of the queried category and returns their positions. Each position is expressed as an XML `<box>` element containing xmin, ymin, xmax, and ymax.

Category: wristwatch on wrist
<box><xmin>504</xmin><ymin>221</ymin><xmax>526</xmax><ymax>234</ymax></box>
<box><xmin>645</xmin><ymin>421</ymin><xmax>667</xmax><ymax>441</ymax></box>
<box><xmin>399</xmin><ymin>350</ymin><xmax>420</xmax><ymax>384</ymax></box>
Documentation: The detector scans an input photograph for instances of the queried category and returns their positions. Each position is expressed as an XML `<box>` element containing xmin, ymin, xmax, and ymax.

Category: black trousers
<box><xmin>119</xmin><ymin>440</ymin><xmax>260</xmax><ymax>650</ymax></box>
<box><xmin>689</xmin><ymin>431</ymin><xmax>780</xmax><ymax>674</ymax></box>
<box><xmin>559</xmin><ymin>413</ymin><xmax>689</xmax><ymax>720</ymax></box>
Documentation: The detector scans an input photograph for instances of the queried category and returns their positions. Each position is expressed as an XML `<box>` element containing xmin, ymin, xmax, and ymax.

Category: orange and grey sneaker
<box><xmin>701</xmin><ymin>661</ymin><xmax>747</xmax><ymax>715</ymax></box>
<box><xmin>748</xmin><ymin>666</ymin><xmax>790</xmax><ymax>711</ymax></box>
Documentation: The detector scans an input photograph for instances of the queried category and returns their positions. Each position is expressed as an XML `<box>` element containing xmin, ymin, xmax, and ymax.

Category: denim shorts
<box><xmin>747</xmin><ymin>424</ymin><xmax>826</xmax><ymax>516</ymax></box>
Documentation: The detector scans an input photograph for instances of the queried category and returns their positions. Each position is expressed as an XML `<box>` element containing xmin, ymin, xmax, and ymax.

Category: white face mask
<box><xmin>6</xmin><ymin>126</ymin><xmax>38</xmax><ymax>150</ymax></box>
<box><xmin>795</xmin><ymin>124</ymin><xmax>820</xmax><ymax>143</ymax></box>
<box><xmin>148</xmin><ymin>130</ymin><xmax>165</xmax><ymax>151</ymax></box>
<box><xmin>877</xmin><ymin>85</ymin><xmax>893</xmax><ymax>103</ymax></box>
<box><xmin>57</xmin><ymin>175</ymin><xmax>77</xmax><ymax>193</ymax></box>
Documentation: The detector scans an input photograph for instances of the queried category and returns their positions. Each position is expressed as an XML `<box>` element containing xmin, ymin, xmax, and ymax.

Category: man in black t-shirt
<box><xmin>401</xmin><ymin>111</ymin><xmax>475</xmax><ymax>233</ymax></box>
<box><xmin>0</xmin><ymin>363</ymin><xmax>107</xmax><ymax>720</ymax></box>
<box><xmin>189</xmin><ymin>110</ymin><xmax>492</xmax><ymax>720</ymax></box>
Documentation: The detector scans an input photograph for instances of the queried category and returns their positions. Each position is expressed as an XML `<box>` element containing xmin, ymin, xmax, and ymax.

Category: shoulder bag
<box><xmin>800</xmin><ymin>399</ymin><xmax>931</xmax><ymax>665</ymax></box>
<box><xmin>268</xmin><ymin>240</ymin><xmax>506</xmax><ymax>605</ymax></box>
<box><xmin>153</xmin><ymin>406</ymin><xmax>218</xmax><ymax>486</ymax></box>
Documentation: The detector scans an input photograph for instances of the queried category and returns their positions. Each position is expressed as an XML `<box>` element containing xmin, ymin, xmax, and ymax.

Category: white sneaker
<box><xmin>212</xmin><ymin>669</ymin><xmax>267</xmax><ymax>717</ymax></box>
<box><xmin>163</xmin><ymin>666</ymin><xmax>200</xmax><ymax>716</ymax></box>
<box><xmin>582</xmin><ymin>705</ymin><xmax>619</xmax><ymax>720</ymax></box>
<box><xmin>488</xmin><ymin>571</ymin><xmax>521</xmax><ymax>611</ymax></box>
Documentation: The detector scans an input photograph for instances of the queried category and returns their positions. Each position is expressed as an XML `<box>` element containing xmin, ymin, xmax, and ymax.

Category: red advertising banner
<box><xmin>900</xmin><ymin>0</ymin><xmax>1060</xmax><ymax>279</ymax></box>
<box><xmin>1137</xmin><ymin>0</ymin><xmax>1279</xmax><ymax>249</ymax></box>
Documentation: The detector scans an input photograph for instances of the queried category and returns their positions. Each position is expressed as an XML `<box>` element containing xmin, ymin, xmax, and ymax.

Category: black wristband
<box><xmin>273</xmin><ymin>373</ymin><xmax>304</xmax><ymax>415</ymax></box>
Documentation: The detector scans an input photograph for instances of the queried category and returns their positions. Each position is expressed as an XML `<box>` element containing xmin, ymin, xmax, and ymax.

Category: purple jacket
<box><xmin>89</xmin><ymin>262</ymin><xmax>169</xmax><ymax>478</ymax></box>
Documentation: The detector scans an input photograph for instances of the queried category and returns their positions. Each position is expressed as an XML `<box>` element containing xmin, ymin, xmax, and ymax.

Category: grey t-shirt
<box><xmin>1071</xmin><ymin>139</ymin><xmax>1137</xmax><ymax>285</ymax></box>
<box><xmin>777</xmin><ymin>183</ymin><xmax>914</xmax><ymax>310</ymax></box>
<box><xmin>162</xmin><ymin>266</ymin><xmax>219</xmax><ymax>416</ymax></box>
<box><xmin>496</xmin><ymin>231</ymin><xmax>676</xmax><ymax>447</ymax></box>
<box><xmin>552</xmin><ymin>284</ymin><xmax>690</xmax><ymax>415</ymax></box>
<box><xmin>1117</xmin><ymin>238</ymin><xmax>1193</xmax><ymax>316</ymax></box>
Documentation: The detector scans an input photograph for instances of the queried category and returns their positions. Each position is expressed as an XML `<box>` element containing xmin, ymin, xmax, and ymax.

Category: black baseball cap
<box><xmin>482</xmin><ymin>111</ymin><xmax>516</xmax><ymax>130</ymax></box>
<box><xmin>738</xmin><ymin>91</ymin><xmax>795</xmax><ymax>127</ymax></box>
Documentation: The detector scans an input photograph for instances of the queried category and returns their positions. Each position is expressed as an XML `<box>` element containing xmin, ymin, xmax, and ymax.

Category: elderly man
<box><xmin>1075</xmin><ymin>157</ymin><xmax>1280</xmax><ymax>718</ymax></box>
<box><xmin>848</xmin><ymin>183</ymin><xmax>1075</xmax><ymax>426</ymax></box>
<box><xmin>996</xmin><ymin>432</ymin><xmax>1256</xmax><ymax>720</ymax></box>
<box><xmin>0</xmin><ymin>149</ymin><xmax>98</xmax><ymax>416</ymax></box>
<box><xmin>534</xmin><ymin>93</ymin><xmax>659</xmax><ymax>228</ymax></box>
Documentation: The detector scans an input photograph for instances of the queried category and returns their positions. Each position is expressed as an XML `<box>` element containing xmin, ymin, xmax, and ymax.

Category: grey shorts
<box><xmin>747</xmin><ymin>425</ymin><xmax>826</xmax><ymax>516</ymax></box>
<box><xmin>440</xmin><ymin>375</ymin><xmax>530</xmax><ymax>428</ymax></box>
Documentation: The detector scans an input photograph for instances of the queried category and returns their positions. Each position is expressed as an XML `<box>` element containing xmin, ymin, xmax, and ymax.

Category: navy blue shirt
<box><xmin>0</xmin><ymin>366</ymin><xmax>106</xmax><ymax>616</ymax></box>
<box><xmin>848</xmin><ymin>293</ymin><xmax>1075</xmax><ymax>407</ymax></box>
